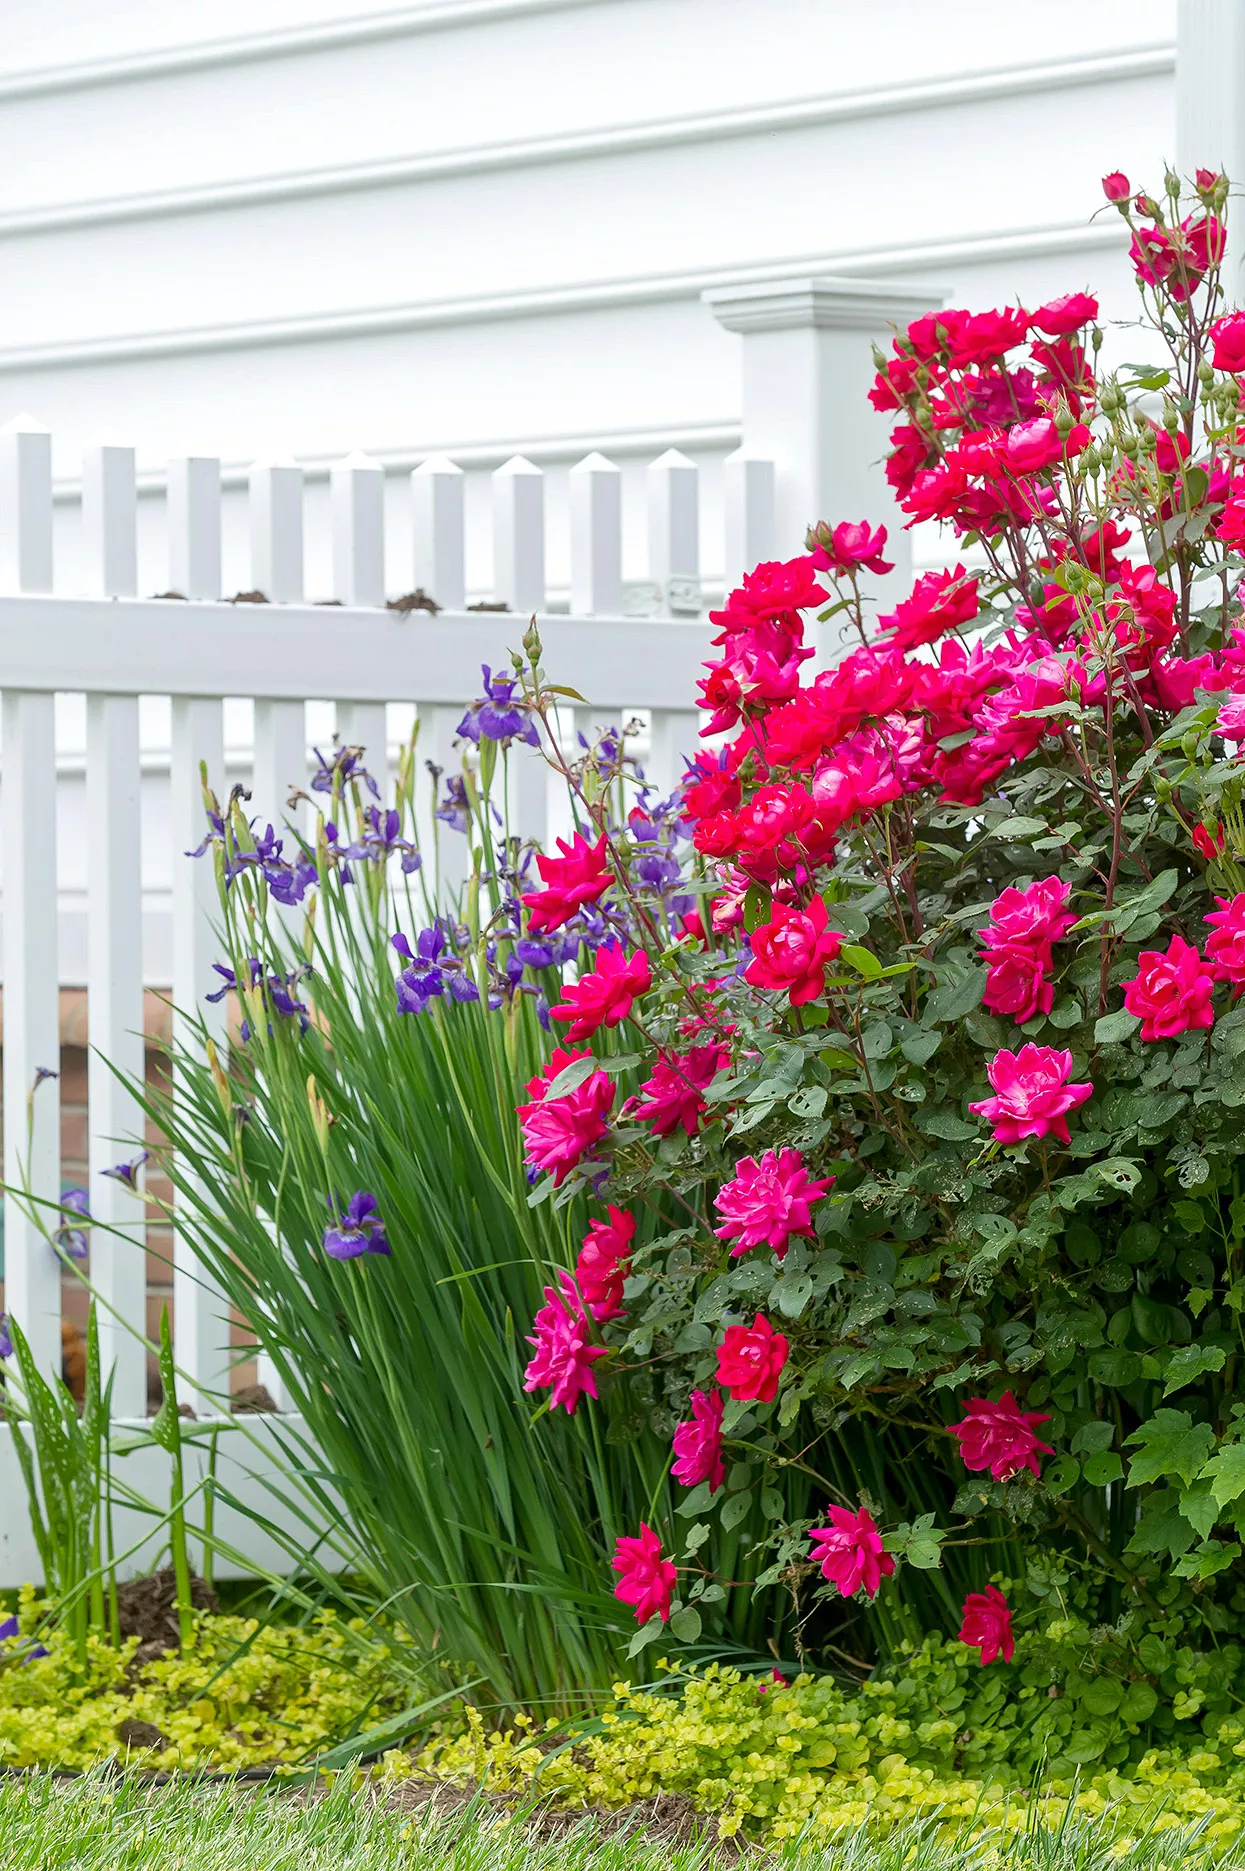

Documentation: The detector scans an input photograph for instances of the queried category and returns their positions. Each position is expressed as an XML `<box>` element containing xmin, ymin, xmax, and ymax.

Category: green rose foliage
<box><xmin>513</xmin><ymin>166</ymin><xmax>1245</xmax><ymax>1676</ymax></box>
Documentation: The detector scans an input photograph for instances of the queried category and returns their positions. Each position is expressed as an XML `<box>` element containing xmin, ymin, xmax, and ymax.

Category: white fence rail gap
<box><xmin>0</xmin><ymin>418</ymin><xmax>764</xmax><ymax>1578</ymax></box>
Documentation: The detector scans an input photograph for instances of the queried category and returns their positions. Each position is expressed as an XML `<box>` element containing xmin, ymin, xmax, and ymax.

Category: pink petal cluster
<box><xmin>1206</xmin><ymin>894</ymin><xmax>1245</xmax><ymax>997</ymax></box>
<box><xmin>1122</xmin><ymin>933</ymin><xmax>1216</xmax><ymax>1041</ymax></box>
<box><xmin>715</xmin><ymin>1313</ymin><xmax>789</xmax><ymax>1403</ymax></box>
<box><xmin>951</xmin><ymin>1391</ymin><xmax>1053</xmax><ymax>1481</ymax></box>
<box><xmin>811</xmin><ymin>520</ymin><xmax>894</xmax><ymax>577</ymax></box>
<box><xmin>515</xmin><ymin>1046</ymin><xmax>615</xmax><ymax>1185</ymax></box>
<box><xmin>744</xmin><ymin>896</ymin><xmax>842</xmax><ymax>1005</ymax></box>
<box><xmin>671</xmin><ymin>1388</ymin><xmax>725</xmax><ymax>1493</ymax></box>
<box><xmin>575</xmin><ymin>1206</ymin><xmax>635</xmax><ymax>1321</ymax></box>
<box><xmin>875</xmin><ymin>566</ymin><xmax>980</xmax><ymax>650</ymax></box>
<box><xmin>978</xmin><ymin>877</ymin><xmax>1077</xmax><ymax>1024</ymax></box>
<box><xmin>713</xmin><ymin>1147</ymin><xmax>834</xmax><ymax>1260</ymax></box>
<box><xmin>808</xmin><ymin>1505</ymin><xmax>895</xmax><ymax>1600</ymax></box>
<box><xmin>959</xmin><ymin>1586</ymin><xmax>1015</xmax><ymax>1665</ymax></box>
<box><xmin>969</xmin><ymin>1044</ymin><xmax>1092</xmax><ymax>1146</ymax></box>
<box><xmin>612</xmin><ymin>1523</ymin><xmax>677</xmax><ymax>1625</ymax></box>
<box><xmin>523</xmin><ymin>1272</ymin><xmax>607</xmax><ymax>1415</ymax></box>
<box><xmin>631</xmin><ymin>1042</ymin><xmax>730</xmax><ymax>1137</ymax></box>
<box><xmin>550</xmin><ymin>941</ymin><xmax>651</xmax><ymax>1042</ymax></box>
<box><xmin>521</xmin><ymin>831</ymin><xmax>615</xmax><ymax>934</ymax></box>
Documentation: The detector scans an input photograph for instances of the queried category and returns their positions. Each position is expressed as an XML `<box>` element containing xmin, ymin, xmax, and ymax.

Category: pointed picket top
<box><xmin>1</xmin><ymin>412</ymin><xmax>50</xmax><ymax>435</ymax></box>
<box><xmin>495</xmin><ymin>453</ymin><xmax>542</xmax><ymax>478</ymax></box>
<box><xmin>414</xmin><ymin>452</ymin><xmax>464</xmax><ymax>478</ymax></box>
<box><xmin>571</xmin><ymin>449</ymin><xmax>619</xmax><ymax>474</ymax></box>
<box><xmin>648</xmin><ymin>446</ymin><xmax>696</xmax><ymax>470</ymax></box>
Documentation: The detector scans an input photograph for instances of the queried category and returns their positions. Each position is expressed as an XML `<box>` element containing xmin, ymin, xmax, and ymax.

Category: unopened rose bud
<box><xmin>1162</xmin><ymin>402</ymin><xmax>1181</xmax><ymax>431</ymax></box>
<box><xmin>1198</xmin><ymin>359</ymin><xmax>1216</xmax><ymax>387</ymax></box>
<box><xmin>522</xmin><ymin>619</ymin><xmax>542</xmax><ymax>663</ymax></box>
<box><xmin>1054</xmin><ymin>404</ymin><xmax>1075</xmax><ymax>436</ymax></box>
<box><xmin>1120</xmin><ymin>432</ymin><xmax>1138</xmax><ymax>457</ymax></box>
<box><xmin>1155</xmin><ymin>775</ymin><xmax>1173</xmax><ymax>804</ymax></box>
<box><xmin>1196</xmin><ymin>167</ymin><xmax>1222</xmax><ymax>192</ymax></box>
<box><xmin>1134</xmin><ymin>194</ymin><xmax>1159</xmax><ymax>218</ymax></box>
<box><xmin>1102</xmin><ymin>171</ymin><xmax>1131</xmax><ymax>203</ymax></box>
<box><xmin>1164</xmin><ymin>168</ymin><xmax>1182</xmax><ymax>199</ymax></box>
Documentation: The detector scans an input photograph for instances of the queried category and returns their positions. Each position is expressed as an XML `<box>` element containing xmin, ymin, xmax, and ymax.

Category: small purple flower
<box><xmin>33</xmin><ymin>1066</ymin><xmax>59</xmax><ymax>1089</ymax></box>
<box><xmin>206</xmin><ymin>958</ymin><xmax>263</xmax><ymax>1003</ymax></box>
<box><xmin>346</xmin><ymin>806</ymin><xmax>421</xmax><ymax>873</ymax></box>
<box><xmin>324</xmin><ymin>1191</ymin><xmax>391</xmax><ymax>1260</ymax></box>
<box><xmin>101</xmin><ymin>1153</ymin><xmax>149</xmax><ymax>1193</ymax></box>
<box><xmin>457</xmin><ymin>665</ymin><xmax>540</xmax><ymax>748</ymax></box>
<box><xmin>515</xmin><ymin>937</ymin><xmax>556</xmax><ymax>969</ymax></box>
<box><xmin>435</xmin><ymin>775</ymin><xmax>471</xmax><ymax>836</ymax></box>
<box><xmin>311</xmin><ymin>744</ymin><xmax>381</xmax><ymax>801</ymax></box>
<box><xmin>0</xmin><ymin>1615</ymin><xmax>47</xmax><ymax>1664</ymax></box>
<box><xmin>54</xmin><ymin>1187</ymin><xmax>91</xmax><ymax>1261</ymax></box>
<box><xmin>0</xmin><ymin>1315</ymin><xmax>11</xmax><ymax>1360</ymax></box>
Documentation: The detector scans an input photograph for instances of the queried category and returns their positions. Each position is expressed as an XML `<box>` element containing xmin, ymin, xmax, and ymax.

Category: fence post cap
<box><xmin>703</xmin><ymin>274</ymin><xmax>944</xmax><ymax>334</ymax></box>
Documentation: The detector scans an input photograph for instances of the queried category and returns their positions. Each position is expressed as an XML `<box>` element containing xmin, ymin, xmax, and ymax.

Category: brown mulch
<box><xmin>116</xmin><ymin>1569</ymin><xmax>220</xmax><ymax>1666</ymax></box>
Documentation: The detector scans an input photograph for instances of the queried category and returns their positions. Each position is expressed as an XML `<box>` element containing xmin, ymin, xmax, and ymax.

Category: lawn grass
<box><xmin>0</xmin><ymin>1774</ymin><xmax>1244</xmax><ymax>1871</ymax></box>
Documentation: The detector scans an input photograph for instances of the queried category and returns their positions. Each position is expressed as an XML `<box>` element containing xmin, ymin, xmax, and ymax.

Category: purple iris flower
<box><xmin>0</xmin><ymin>1314</ymin><xmax>11</xmax><ymax>1360</ymax></box>
<box><xmin>101</xmin><ymin>1153</ymin><xmax>149</xmax><ymax>1193</ymax></box>
<box><xmin>346</xmin><ymin>807</ymin><xmax>421</xmax><ymax>874</ymax></box>
<box><xmin>267</xmin><ymin>854</ymin><xmax>318</xmax><ymax>905</ymax></box>
<box><xmin>396</xmin><ymin>968</ymin><xmax>442</xmax><ymax>1015</ymax></box>
<box><xmin>185</xmin><ymin>806</ymin><xmax>227</xmax><ymax>859</ymax></box>
<box><xmin>323</xmin><ymin>1191</ymin><xmax>391</xmax><ymax>1260</ymax></box>
<box><xmin>54</xmin><ymin>1187</ymin><xmax>91</xmax><ymax>1261</ymax></box>
<box><xmin>435</xmin><ymin>775</ymin><xmax>471</xmax><ymax>835</ymax></box>
<box><xmin>514</xmin><ymin>937</ymin><xmax>556</xmax><ymax>969</ymax></box>
<box><xmin>207</xmin><ymin>958</ymin><xmax>263</xmax><ymax>1003</ymax></box>
<box><xmin>457</xmin><ymin>665</ymin><xmax>540</xmax><ymax>747</ymax></box>
<box><xmin>0</xmin><ymin>1616</ymin><xmax>48</xmax><ymax>1664</ymax></box>
<box><xmin>311</xmin><ymin>745</ymin><xmax>381</xmax><ymax>800</ymax></box>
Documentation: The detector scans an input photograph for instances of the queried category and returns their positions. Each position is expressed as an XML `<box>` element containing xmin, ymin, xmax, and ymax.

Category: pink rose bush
<box><xmin>504</xmin><ymin>164</ymin><xmax>1245</xmax><ymax>1676</ymax></box>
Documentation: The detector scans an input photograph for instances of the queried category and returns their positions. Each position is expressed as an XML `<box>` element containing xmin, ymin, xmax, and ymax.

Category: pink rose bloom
<box><xmin>523</xmin><ymin>1272</ymin><xmax>608</xmax><ymax>1415</ymax></box>
<box><xmin>1212</xmin><ymin>310</ymin><xmax>1245</xmax><ymax>373</ymax></box>
<box><xmin>808</xmin><ymin>1505</ymin><xmax>895</xmax><ymax>1600</ymax></box>
<box><xmin>671</xmin><ymin>1388</ymin><xmax>725</xmax><ymax>1493</ymax></box>
<box><xmin>575</xmin><ymin>1206</ymin><xmax>635</xmax><ymax>1322</ymax></box>
<box><xmin>744</xmin><ymin>896</ymin><xmax>842</xmax><ymax>1006</ymax></box>
<box><xmin>876</xmin><ymin>566</ymin><xmax>980</xmax><ymax>650</ymax></box>
<box><xmin>969</xmin><ymin>1044</ymin><xmax>1092</xmax><ymax>1146</ymax></box>
<box><xmin>713</xmin><ymin>1147</ymin><xmax>835</xmax><ymax>1259</ymax></box>
<box><xmin>951</xmin><ymin>1391</ymin><xmax>1053</xmax><ymax>1481</ymax></box>
<box><xmin>550</xmin><ymin>941</ymin><xmax>651</xmax><ymax>1042</ymax></box>
<box><xmin>813</xmin><ymin>519</ymin><xmax>894</xmax><ymax>577</ymax></box>
<box><xmin>612</xmin><ymin>1522</ymin><xmax>677</xmax><ymax>1625</ymax></box>
<box><xmin>521</xmin><ymin>831</ymin><xmax>614</xmax><ymax>934</ymax></box>
<box><xmin>959</xmin><ymin>1585</ymin><xmax>1015</xmax><ymax>1665</ymax></box>
<box><xmin>1217</xmin><ymin>696</ymin><xmax>1245</xmax><ymax>742</ymax></box>
<box><xmin>1206</xmin><ymin>894</ymin><xmax>1245</xmax><ymax>997</ymax></box>
<box><xmin>983</xmin><ymin>876</ymin><xmax>1076</xmax><ymax>949</ymax></box>
<box><xmin>631</xmin><ymin>1042</ymin><xmax>730</xmax><ymax>1137</ymax></box>
<box><xmin>515</xmin><ymin>1046</ymin><xmax>615</xmax><ymax>1185</ymax></box>
<box><xmin>1122</xmin><ymin>933</ymin><xmax>1216</xmax><ymax>1041</ymax></box>
<box><xmin>1029</xmin><ymin>293</ymin><xmax>1098</xmax><ymax>337</ymax></box>
<box><xmin>715</xmin><ymin>1313</ymin><xmax>789</xmax><ymax>1403</ymax></box>
<box><xmin>981</xmin><ymin>940</ymin><xmax>1055</xmax><ymax>1025</ymax></box>
<box><xmin>1102</xmin><ymin>171</ymin><xmax>1131</xmax><ymax>202</ymax></box>
<box><xmin>1005</xmin><ymin>417</ymin><xmax>1067</xmax><ymax>475</ymax></box>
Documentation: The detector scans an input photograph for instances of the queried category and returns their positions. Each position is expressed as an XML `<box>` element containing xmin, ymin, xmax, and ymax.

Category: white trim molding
<box><xmin>0</xmin><ymin>0</ymin><xmax>608</xmax><ymax>102</ymax></box>
<box><xmin>0</xmin><ymin>219</ymin><xmax>1126</xmax><ymax>376</ymax></box>
<box><xmin>0</xmin><ymin>46</ymin><xmax>1174</xmax><ymax>241</ymax></box>
<box><xmin>705</xmin><ymin>277</ymin><xmax>944</xmax><ymax>335</ymax></box>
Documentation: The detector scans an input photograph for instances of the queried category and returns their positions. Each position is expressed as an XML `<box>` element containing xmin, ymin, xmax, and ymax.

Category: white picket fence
<box><xmin>0</xmin><ymin>417</ymin><xmax>769</xmax><ymax>1521</ymax></box>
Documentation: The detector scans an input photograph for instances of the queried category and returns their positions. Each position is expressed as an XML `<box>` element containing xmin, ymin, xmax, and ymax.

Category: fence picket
<box><xmin>167</xmin><ymin>456</ymin><xmax>222</xmax><ymax>599</ymax></box>
<box><xmin>492</xmin><ymin>456</ymin><xmax>545</xmax><ymax>614</ymax></box>
<box><xmin>82</xmin><ymin>440</ymin><xmax>138</xmax><ymax>598</ymax></box>
<box><xmin>569</xmin><ymin>452</ymin><xmax>622</xmax><ymax>617</ymax></box>
<box><xmin>647</xmin><ymin>448</ymin><xmax>700</xmax><ymax>617</ymax></box>
<box><xmin>0</xmin><ymin>417</ymin><xmax>53</xmax><ymax>597</ymax></box>
<box><xmin>723</xmin><ymin>445</ymin><xmax>775</xmax><ymax>594</ymax></box>
<box><xmin>249</xmin><ymin>458</ymin><xmax>304</xmax><ymax>604</ymax></box>
<box><xmin>332</xmin><ymin>453</ymin><xmax>385</xmax><ymax>608</ymax></box>
<box><xmin>337</xmin><ymin>702</ymin><xmax>389</xmax><ymax>808</ymax></box>
<box><xmin>411</xmin><ymin>456</ymin><xmax>465</xmax><ymax>611</ymax></box>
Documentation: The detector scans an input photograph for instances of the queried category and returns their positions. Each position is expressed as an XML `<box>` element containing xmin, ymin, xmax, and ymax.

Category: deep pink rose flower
<box><xmin>707</xmin><ymin>556</ymin><xmax>828</xmax><ymax>631</ymax></box>
<box><xmin>1029</xmin><ymin>293</ymin><xmax>1098</xmax><ymax>337</ymax></box>
<box><xmin>713</xmin><ymin>1147</ymin><xmax>835</xmax><ymax>1259</ymax></box>
<box><xmin>1212</xmin><ymin>311</ymin><xmax>1245</xmax><ymax>373</ymax></box>
<box><xmin>1193</xmin><ymin>824</ymin><xmax>1226</xmax><ymax>861</ymax></box>
<box><xmin>1206</xmin><ymin>894</ymin><xmax>1245</xmax><ymax>997</ymax></box>
<box><xmin>523</xmin><ymin>1272</ymin><xmax>607</xmax><ymax>1415</ymax></box>
<box><xmin>631</xmin><ymin>1042</ymin><xmax>730</xmax><ymax>1137</ymax></box>
<box><xmin>980</xmin><ymin>940</ymin><xmax>1054</xmax><ymax>1025</ymax></box>
<box><xmin>550</xmin><ymin>941</ymin><xmax>651</xmax><ymax>1042</ymax></box>
<box><xmin>876</xmin><ymin>566</ymin><xmax>979</xmax><ymax>650</ymax></box>
<box><xmin>984</xmin><ymin>877</ymin><xmax>1076</xmax><ymax>949</ymax></box>
<box><xmin>671</xmin><ymin>1388</ymin><xmax>725</xmax><ymax>1493</ymax></box>
<box><xmin>1217</xmin><ymin>695</ymin><xmax>1245</xmax><ymax>741</ymax></box>
<box><xmin>521</xmin><ymin>831</ymin><xmax>615</xmax><ymax>934</ymax></box>
<box><xmin>1122</xmin><ymin>933</ymin><xmax>1216</xmax><ymax>1041</ymax></box>
<box><xmin>808</xmin><ymin>1505</ymin><xmax>895</xmax><ymax>1600</ymax></box>
<box><xmin>612</xmin><ymin>1522</ymin><xmax>677</xmax><ymax>1625</ymax></box>
<box><xmin>951</xmin><ymin>1391</ymin><xmax>1053</xmax><ymax>1481</ymax></box>
<box><xmin>575</xmin><ymin>1206</ymin><xmax>635</xmax><ymax>1321</ymax></box>
<box><xmin>969</xmin><ymin>1044</ymin><xmax>1092</xmax><ymax>1146</ymax></box>
<box><xmin>812</xmin><ymin>520</ymin><xmax>894</xmax><ymax>577</ymax></box>
<box><xmin>715</xmin><ymin>1313</ymin><xmax>789</xmax><ymax>1403</ymax></box>
<box><xmin>1004</xmin><ymin>416</ymin><xmax>1089</xmax><ymax>475</ymax></box>
<box><xmin>515</xmin><ymin>1046</ymin><xmax>615</xmax><ymax>1185</ymax></box>
<box><xmin>959</xmin><ymin>1585</ymin><xmax>1015</xmax><ymax>1665</ymax></box>
<box><xmin>1102</xmin><ymin>171</ymin><xmax>1131</xmax><ymax>202</ymax></box>
<box><xmin>744</xmin><ymin>896</ymin><xmax>842</xmax><ymax>1006</ymax></box>
<box><xmin>978</xmin><ymin>878</ymin><xmax>1075</xmax><ymax>1023</ymax></box>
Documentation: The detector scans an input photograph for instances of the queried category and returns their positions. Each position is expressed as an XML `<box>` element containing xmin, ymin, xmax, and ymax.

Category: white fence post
<box><xmin>411</xmin><ymin>456</ymin><xmax>465</xmax><ymax>610</ymax></box>
<box><xmin>332</xmin><ymin>453</ymin><xmax>385</xmax><ymax>609</ymax></box>
<box><xmin>492</xmin><ymin>456</ymin><xmax>545</xmax><ymax>614</ymax></box>
<box><xmin>249</xmin><ymin>458</ymin><xmax>304</xmax><ymax>604</ymax></box>
<box><xmin>0</xmin><ymin>418</ymin><xmax>60</xmax><ymax>1379</ymax></box>
<box><xmin>167</xmin><ymin>456</ymin><xmax>222</xmax><ymax>599</ymax></box>
<box><xmin>83</xmin><ymin>441</ymin><xmax>147</xmax><ymax>1417</ymax></box>
<box><xmin>1178</xmin><ymin>1</ymin><xmax>1245</xmax><ymax>300</ymax></box>
<box><xmin>647</xmin><ymin>448</ymin><xmax>700</xmax><ymax>617</ymax></box>
<box><xmin>645</xmin><ymin>709</ymin><xmax>701</xmax><ymax>804</ymax></box>
<box><xmin>166</xmin><ymin>455</ymin><xmax>230</xmax><ymax>1399</ymax></box>
<box><xmin>723</xmin><ymin>445</ymin><xmax>776</xmax><ymax>594</ymax></box>
<box><xmin>569</xmin><ymin>452</ymin><xmax>622</xmax><ymax>617</ymax></box>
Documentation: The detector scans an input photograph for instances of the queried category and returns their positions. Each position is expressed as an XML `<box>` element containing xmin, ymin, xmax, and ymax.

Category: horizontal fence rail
<box><xmin>0</xmin><ymin>414</ymin><xmax>760</xmax><ymax>1512</ymax></box>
